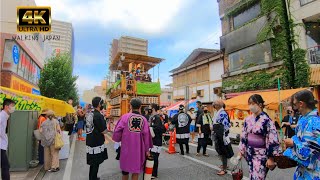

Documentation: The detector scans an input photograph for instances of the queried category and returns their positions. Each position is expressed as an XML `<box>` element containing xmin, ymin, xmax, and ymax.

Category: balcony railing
<box><xmin>308</xmin><ymin>45</ymin><xmax>320</xmax><ymax>64</ymax></box>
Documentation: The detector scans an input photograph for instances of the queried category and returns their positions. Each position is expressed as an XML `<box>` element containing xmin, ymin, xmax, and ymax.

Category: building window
<box><xmin>233</xmin><ymin>3</ymin><xmax>261</xmax><ymax>29</ymax></box>
<box><xmin>168</xmin><ymin>95</ymin><xmax>171</xmax><ymax>100</ymax></box>
<box><xmin>300</xmin><ymin>0</ymin><xmax>315</xmax><ymax>6</ymax></box>
<box><xmin>228</xmin><ymin>41</ymin><xmax>272</xmax><ymax>72</ymax></box>
<box><xmin>2</xmin><ymin>39</ymin><xmax>41</xmax><ymax>85</ymax></box>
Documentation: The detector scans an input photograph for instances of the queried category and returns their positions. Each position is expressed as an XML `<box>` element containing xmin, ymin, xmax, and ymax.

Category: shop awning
<box><xmin>224</xmin><ymin>88</ymin><xmax>307</xmax><ymax>111</ymax></box>
<box><xmin>0</xmin><ymin>86</ymin><xmax>75</xmax><ymax>117</ymax></box>
<box><xmin>166</xmin><ymin>99</ymin><xmax>197</xmax><ymax>111</ymax></box>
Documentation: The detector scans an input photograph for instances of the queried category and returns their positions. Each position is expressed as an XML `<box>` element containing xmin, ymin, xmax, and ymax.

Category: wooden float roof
<box><xmin>109</xmin><ymin>52</ymin><xmax>164</xmax><ymax>71</ymax></box>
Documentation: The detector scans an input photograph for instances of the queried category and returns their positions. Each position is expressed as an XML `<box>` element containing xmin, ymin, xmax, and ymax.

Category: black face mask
<box><xmin>148</xmin><ymin>110</ymin><xmax>152</xmax><ymax>114</ymax></box>
<box><xmin>204</xmin><ymin>110</ymin><xmax>208</xmax><ymax>113</ymax></box>
<box><xmin>287</xmin><ymin>110</ymin><xmax>292</xmax><ymax>114</ymax></box>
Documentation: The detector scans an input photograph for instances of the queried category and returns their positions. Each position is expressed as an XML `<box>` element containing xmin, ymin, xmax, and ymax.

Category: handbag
<box><xmin>54</xmin><ymin>122</ymin><xmax>64</xmax><ymax>149</ymax></box>
<box><xmin>274</xmin><ymin>154</ymin><xmax>297</xmax><ymax>169</ymax></box>
<box><xmin>34</xmin><ymin>129</ymin><xmax>41</xmax><ymax>140</ymax></box>
<box><xmin>206</xmin><ymin>136</ymin><xmax>213</xmax><ymax>146</ymax></box>
<box><xmin>232</xmin><ymin>160</ymin><xmax>243</xmax><ymax>180</ymax></box>
<box><xmin>274</xmin><ymin>118</ymin><xmax>297</xmax><ymax>169</ymax></box>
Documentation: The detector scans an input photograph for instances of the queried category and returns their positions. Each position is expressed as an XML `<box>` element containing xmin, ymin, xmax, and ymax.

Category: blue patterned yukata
<box><xmin>284</xmin><ymin>109</ymin><xmax>320</xmax><ymax>180</ymax></box>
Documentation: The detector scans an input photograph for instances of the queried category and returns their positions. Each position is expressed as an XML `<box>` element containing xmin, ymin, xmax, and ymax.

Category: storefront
<box><xmin>1</xmin><ymin>38</ymin><xmax>41</xmax><ymax>95</ymax></box>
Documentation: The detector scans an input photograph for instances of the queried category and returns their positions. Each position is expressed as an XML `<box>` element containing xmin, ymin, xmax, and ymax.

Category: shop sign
<box><xmin>0</xmin><ymin>91</ymin><xmax>42</xmax><ymax>111</ymax></box>
<box><xmin>12</xmin><ymin>45</ymin><xmax>20</xmax><ymax>64</ymax></box>
<box><xmin>11</xmin><ymin>76</ymin><xmax>39</xmax><ymax>94</ymax></box>
<box><xmin>21</xmin><ymin>53</ymin><xmax>36</xmax><ymax>74</ymax></box>
<box><xmin>32</xmin><ymin>88</ymin><xmax>41</xmax><ymax>95</ymax></box>
<box><xmin>226</xmin><ymin>109</ymin><xmax>251</xmax><ymax>134</ymax></box>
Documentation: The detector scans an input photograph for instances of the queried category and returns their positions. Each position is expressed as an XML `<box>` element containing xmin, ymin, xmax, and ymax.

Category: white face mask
<box><xmin>9</xmin><ymin>106</ymin><xmax>15</xmax><ymax>114</ymax></box>
<box><xmin>249</xmin><ymin>105</ymin><xmax>260</xmax><ymax>114</ymax></box>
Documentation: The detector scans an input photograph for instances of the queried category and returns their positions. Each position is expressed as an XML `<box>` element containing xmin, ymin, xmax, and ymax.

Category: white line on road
<box><xmin>162</xmin><ymin>147</ymin><xmax>249</xmax><ymax>180</ymax></box>
<box><xmin>188</xmin><ymin>143</ymin><xmax>216</xmax><ymax>152</ymax></box>
<box><xmin>63</xmin><ymin>135</ymin><xmax>76</xmax><ymax>180</ymax></box>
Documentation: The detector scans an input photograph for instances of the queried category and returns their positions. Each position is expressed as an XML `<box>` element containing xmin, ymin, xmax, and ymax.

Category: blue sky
<box><xmin>36</xmin><ymin>0</ymin><xmax>222</xmax><ymax>95</ymax></box>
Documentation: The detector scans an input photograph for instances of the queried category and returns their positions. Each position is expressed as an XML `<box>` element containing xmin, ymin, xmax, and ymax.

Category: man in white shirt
<box><xmin>0</xmin><ymin>99</ymin><xmax>15</xmax><ymax>180</ymax></box>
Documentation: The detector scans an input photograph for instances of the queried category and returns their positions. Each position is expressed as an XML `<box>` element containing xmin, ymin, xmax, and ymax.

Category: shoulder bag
<box><xmin>54</xmin><ymin>121</ymin><xmax>64</xmax><ymax>149</ymax></box>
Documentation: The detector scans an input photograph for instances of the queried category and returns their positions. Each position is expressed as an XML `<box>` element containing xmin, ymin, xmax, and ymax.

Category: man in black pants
<box><xmin>149</xmin><ymin>103</ymin><xmax>166</xmax><ymax>179</ymax></box>
<box><xmin>196</xmin><ymin>106</ymin><xmax>212</xmax><ymax>157</ymax></box>
<box><xmin>1</xmin><ymin>99</ymin><xmax>16</xmax><ymax>180</ymax></box>
<box><xmin>86</xmin><ymin>97</ymin><xmax>108</xmax><ymax>180</ymax></box>
<box><xmin>171</xmin><ymin>105</ymin><xmax>192</xmax><ymax>155</ymax></box>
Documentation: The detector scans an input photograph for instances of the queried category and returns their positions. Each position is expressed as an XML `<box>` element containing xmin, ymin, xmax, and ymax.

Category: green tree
<box><xmin>39</xmin><ymin>52</ymin><xmax>79</xmax><ymax>105</ymax></box>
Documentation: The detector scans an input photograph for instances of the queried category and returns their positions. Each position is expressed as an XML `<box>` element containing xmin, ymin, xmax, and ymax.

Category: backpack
<box><xmin>85</xmin><ymin>111</ymin><xmax>94</xmax><ymax>134</ymax></box>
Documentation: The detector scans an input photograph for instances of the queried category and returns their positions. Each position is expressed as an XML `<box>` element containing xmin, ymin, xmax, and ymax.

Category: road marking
<box><xmin>188</xmin><ymin>142</ymin><xmax>239</xmax><ymax>153</ymax></box>
<box><xmin>63</xmin><ymin>135</ymin><xmax>76</xmax><ymax>180</ymax></box>
<box><xmin>162</xmin><ymin>147</ymin><xmax>249</xmax><ymax>180</ymax></box>
<box><xmin>188</xmin><ymin>143</ymin><xmax>216</xmax><ymax>152</ymax></box>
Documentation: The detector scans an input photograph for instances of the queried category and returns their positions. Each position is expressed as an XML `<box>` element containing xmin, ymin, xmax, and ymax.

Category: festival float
<box><xmin>107</xmin><ymin>51</ymin><xmax>164</xmax><ymax>128</ymax></box>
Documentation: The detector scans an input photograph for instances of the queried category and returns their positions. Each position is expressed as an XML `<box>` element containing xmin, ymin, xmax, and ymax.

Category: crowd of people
<box><xmin>1</xmin><ymin>89</ymin><xmax>319</xmax><ymax>180</ymax></box>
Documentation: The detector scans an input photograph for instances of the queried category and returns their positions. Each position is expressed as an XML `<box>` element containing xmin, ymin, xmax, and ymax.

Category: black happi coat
<box><xmin>86</xmin><ymin>109</ymin><xmax>108</xmax><ymax>165</ymax></box>
<box><xmin>172</xmin><ymin>112</ymin><xmax>192</xmax><ymax>144</ymax></box>
<box><xmin>150</xmin><ymin>114</ymin><xmax>166</xmax><ymax>147</ymax></box>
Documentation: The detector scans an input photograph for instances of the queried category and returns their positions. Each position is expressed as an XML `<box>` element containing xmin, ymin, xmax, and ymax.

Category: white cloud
<box><xmin>76</xmin><ymin>76</ymin><xmax>101</xmax><ymax>94</ymax></box>
<box><xmin>36</xmin><ymin>0</ymin><xmax>184</xmax><ymax>34</ymax></box>
<box><xmin>170</xmin><ymin>28</ymin><xmax>222</xmax><ymax>53</ymax></box>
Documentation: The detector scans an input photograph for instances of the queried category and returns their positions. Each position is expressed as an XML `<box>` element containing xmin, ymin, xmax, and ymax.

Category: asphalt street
<box><xmin>40</xmin><ymin>133</ymin><xmax>295</xmax><ymax>180</ymax></box>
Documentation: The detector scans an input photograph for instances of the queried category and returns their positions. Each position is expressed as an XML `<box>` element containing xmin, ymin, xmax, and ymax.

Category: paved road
<box><xmin>40</xmin><ymin>133</ymin><xmax>295</xmax><ymax>180</ymax></box>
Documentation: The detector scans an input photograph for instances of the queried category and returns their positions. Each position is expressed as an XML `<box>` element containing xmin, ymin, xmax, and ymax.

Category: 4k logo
<box><xmin>17</xmin><ymin>7</ymin><xmax>51</xmax><ymax>33</ymax></box>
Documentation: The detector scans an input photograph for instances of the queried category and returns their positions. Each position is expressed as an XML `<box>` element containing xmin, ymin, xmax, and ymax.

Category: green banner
<box><xmin>113</xmin><ymin>80</ymin><xmax>121</xmax><ymax>89</ymax></box>
<box><xmin>137</xmin><ymin>82</ymin><xmax>161</xmax><ymax>95</ymax></box>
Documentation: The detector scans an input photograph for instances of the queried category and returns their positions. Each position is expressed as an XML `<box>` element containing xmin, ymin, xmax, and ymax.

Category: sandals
<box><xmin>219</xmin><ymin>165</ymin><xmax>229</xmax><ymax>169</ymax></box>
<box><xmin>217</xmin><ymin>170</ymin><xmax>227</xmax><ymax>176</ymax></box>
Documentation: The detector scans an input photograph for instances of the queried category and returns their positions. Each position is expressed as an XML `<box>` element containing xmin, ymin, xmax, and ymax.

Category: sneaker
<box><xmin>51</xmin><ymin>168</ymin><xmax>59</xmax><ymax>172</ymax></box>
<box><xmin>151</xmin><ymin>176</ymin><xmax>157</xmax><ymax>179</ymax></box>
<box><xmin>47</xmin><ymin>169</ymin><xmax>53</xmax><ymax>172</ymax></box>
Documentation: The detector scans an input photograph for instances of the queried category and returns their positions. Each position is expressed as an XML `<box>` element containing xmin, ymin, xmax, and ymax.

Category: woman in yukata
<box><xmin>283</xmin><ymin>90</ymin><xmax>320</xmax><ymax>180</ymax></box>
<box><xmin>238</xmin><ymin>94</ymin><xmax>280</xmax><ymax>180</ymax></box>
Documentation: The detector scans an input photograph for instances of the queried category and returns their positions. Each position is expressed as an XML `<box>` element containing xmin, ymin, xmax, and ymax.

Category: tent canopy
<box><xmin>0</xmin><ymin>86</ymin><xmax>75</xmax><ymax>117</ymax></box>
<box><xmin>166</xmin><ymin>99</ymin><xmax>197</xmax><ymax>111</ymax></box>
<box><xmin>224</xmin><ymin>88</ymin><xmax>306</xmax><ymax>111</ymax></box>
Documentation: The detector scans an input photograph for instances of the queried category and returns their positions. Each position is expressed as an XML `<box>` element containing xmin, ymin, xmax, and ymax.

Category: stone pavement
<box><xmin>37</xmin><ymin>133</ymin><xmax>296</xmax><ymax>180</ymax></box>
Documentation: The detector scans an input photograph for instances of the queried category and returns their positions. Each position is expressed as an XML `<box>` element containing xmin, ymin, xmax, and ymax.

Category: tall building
<box><xmin>108</xmin><ymin>36</ymin><xmax>148</xmax><ymax>86</ymax></box>
<box><xmin>0</xmin><ymin>0</ymin><xmax>48</xmax><ymax>95</ymax></box>
<box><xmin>170</xmin><ymin>48</ymin><xmax>223</xmax><ymax>108</ymax></box>
<box><xmin>47</xmin><ymin>20</ymin><xmax>74</xmax><ymax>68</ymax></box>
<box><xmin>289</xmin><ymin>0</ymin><xmax>320</xmax><ymax>105</ymax></box>
<box><xmin>109</xmin><ymin>36</ymin><xmax>148</xmax><ymax>63</ymax></box>
<box><xmin>218</xmin><ymin>0</ymin><xmax>291</xmax><ymax>96</ymax></box>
